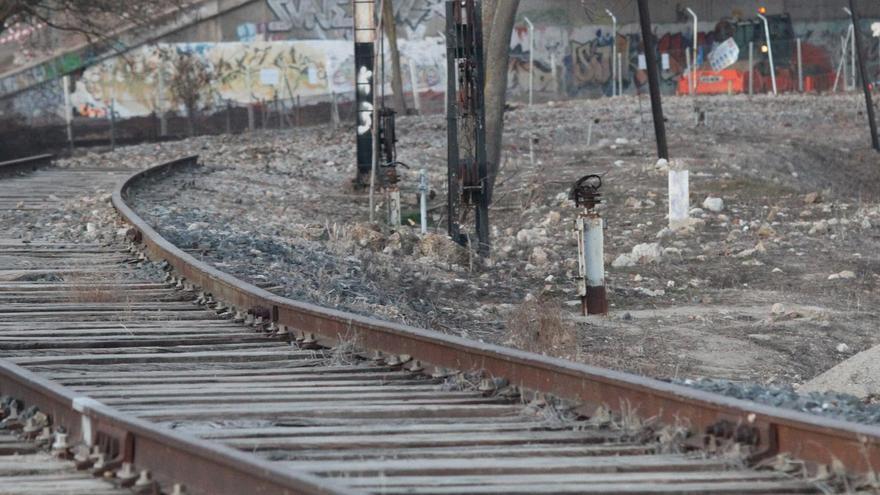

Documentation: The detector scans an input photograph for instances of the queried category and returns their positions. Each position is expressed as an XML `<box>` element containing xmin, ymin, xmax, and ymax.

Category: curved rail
<box><xmin>111</xmin><ymin>156</ymin><xmax>880</xmax><ymax>475</ymax></box>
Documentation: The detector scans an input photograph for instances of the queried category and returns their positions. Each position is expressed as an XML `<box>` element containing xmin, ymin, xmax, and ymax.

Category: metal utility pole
<box><xmin>353</xmin><ymin>0</ymin><xmax>376</xmax><ymax>188</ymax></box>
<box><xmin>636</xmin><ymin>0</ymin><xmax>668</xmax><ymax>160</ymax></box>
<box><xmin>445</xmin><ymin>0</ymin><xmax>490</xmax><ymax>256</ymax></box>
<box><xmin>849</xmin><ymin>0</ymin><xmax>880</xmax><ymax>151</ymax></box>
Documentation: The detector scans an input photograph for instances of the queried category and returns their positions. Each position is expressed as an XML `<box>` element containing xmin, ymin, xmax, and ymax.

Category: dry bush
<box><xmin>504</xmin><ymin>298</ymin><xmax>580</xmax><ymax>361</ymax></box>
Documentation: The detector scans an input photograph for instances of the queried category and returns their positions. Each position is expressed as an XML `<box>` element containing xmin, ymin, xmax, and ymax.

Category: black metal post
<box><xmin>849</xmin><ymin>0</ymin><xmax>880</xmax><ymax>151</ymax></box>
<box><xmin>636</xmin><ymin>0</ymin><xmax>669</xmax><ymax>160</ymax></box>
<box><xmin>445</xmin><ymin>0</ymin><xmax>460</xmax><ymax>242</ymax></box>
<box><xmin>353</xmin><ymin>0</ymin><xmax>376</xmax><ymax>187</ymax></box>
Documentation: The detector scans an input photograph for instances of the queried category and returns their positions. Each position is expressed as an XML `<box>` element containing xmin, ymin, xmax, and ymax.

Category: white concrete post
<box><xmin>686</xmin><ymin>7</ymin><xmax>698</xmax><ymax>94</ymax></box>
<box><xmin>523</xmin><ymin>16</ymin><xmax>534</xmax><ymax>106</ymax></box>
<box><xmin>550</xmin><ymin>53</ymin><xmax>558</xmax><ymax>95</ymax></box>
<box><xmin>586</xmin><ymin>120</ymin><xmax>593</xmax><ymax>147</ymax></box>
<box><xmin>834</xmin><ymin>28</ymin><xmax>852</xmax><ymax>92</ymax></box>
<box><xmin>758</xmin><ymin>13</ymin><xmax>777</xmax><ymax>95</ymax></box>
<box><xmin>797</xmin><ymin>38</ymin><xmax>803</xmax><ymax>92</ymax></box>
<box><xmin>846</xmin><ymin>8</ymin><xmax>856</xmax><ymax>90</ymax></box>
<box><xmin>606</xmin><ymin>9</ymin><xmax>617</xmax><ymax>97</ymax></box>
<box><xmin>61</xmin><ymin>75</ymin><xmax>73</xmax><ymax>150</ymax></box>
<box><xmin>668</xmin><ymin>163</ymin><xmax>690</xmax><ymax>229</ymax></box>
<box><xmin>418</xmin><ymin>169</ymin><xmax>428</xmax><ymax>234</ymax></box>
<box><xmin>408</xmin><ymin>60</ymin><xmax>421</xmax><ymax>114</ymax></box>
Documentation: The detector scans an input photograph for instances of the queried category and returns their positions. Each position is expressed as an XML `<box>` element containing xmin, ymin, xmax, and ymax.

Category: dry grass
<box><xmin>504</xmin><ymin>298</ymin><xmax>580</xmax><ymax>361</ymax></box>
<box><xmin>62</xmin><ymin>273</ymin><xmax>128</xmax><ymax>303</ymax></box>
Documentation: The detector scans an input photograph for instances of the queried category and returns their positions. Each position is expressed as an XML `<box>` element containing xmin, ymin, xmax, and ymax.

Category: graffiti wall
<box><xmin>56</xmin><ymin>38</ymin><xmax>447</xmax><ymax>120</ymax></box>
<box><xmin>507</xmin><ymin>18</ymin><xmax>879</xmax><ymax>98</ymax></box>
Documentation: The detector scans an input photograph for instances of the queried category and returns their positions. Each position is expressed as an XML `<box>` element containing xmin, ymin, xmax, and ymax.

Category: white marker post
<box><xmin>524</xmin><ymin>16</ymin><xmax>534</xmax><ymax>106</ymax></box>
<box><xmin>686</xmin><ymin>7</ymin><xmax>698</xmax><ymax>95</ymax></box>
<box><xmin>617</xmin><ymin>53</ymin><xmax>623</xmax><ymax>96</ymax></box>
<box><xmin>757</xmin><ymin>13</ymin><xmax>777</xmax><ymax>95</ymax></box>
<box><xmin>668</xmin><ymin>161</ymin><xmax>690</xmax><ymax>229</ymax></box>
<box><xmin>605</xmin><ymin>9</ymin><xmax>617</xmax><ymax>97</ymax></box>
<box><xmin>61</xmin><ymin>75</ymin><xmax>73</xmax><ymax>151</ymax></box>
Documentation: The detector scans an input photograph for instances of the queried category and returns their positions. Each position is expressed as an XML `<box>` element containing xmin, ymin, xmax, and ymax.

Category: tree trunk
<box><xmin>483</xmin><ymin>0</ymin><xmax>519</xmax><ymax>200</ymax></box>
<box><xmin>382</xmin><ymin>0</ymin><xmax>407</xmax><ymax>114</ymax></box>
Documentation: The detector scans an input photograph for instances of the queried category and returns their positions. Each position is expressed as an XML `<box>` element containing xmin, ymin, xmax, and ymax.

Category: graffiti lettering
<box><xmin>267</xmin><ymin>0</ymin><xmax>350</xmax><ymax>33</ymax></box>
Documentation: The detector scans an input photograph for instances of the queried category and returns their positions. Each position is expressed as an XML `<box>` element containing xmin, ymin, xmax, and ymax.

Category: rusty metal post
<box><xmin>849</xmin><ymin>0</ymin><xmax>880</xmax><ymax>151</ymax></box>
<box><xmin>636</xmin><ymin>0</ymin><xmax>668</xmax><ymax>160</ymax></box>
<box><xmin>353</xmin><ymin>0</ymin><xmax>376</xmax><ymax>188</ymax></box>
<box><xmin>571</xmin><ymin>175</ymin><xmax>607</xmax><ymax>316</ymax></box>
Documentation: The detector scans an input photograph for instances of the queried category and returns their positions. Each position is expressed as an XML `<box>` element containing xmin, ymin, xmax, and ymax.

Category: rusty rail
<box><xmin>110</xmin><ymin>155</ymin><xmax>880</xmax><ymax>475</ymax></box>
<box><xmin>0</xmin><ymin>154</ymin><xmax>53</xmax><ymax>177</ymax></box>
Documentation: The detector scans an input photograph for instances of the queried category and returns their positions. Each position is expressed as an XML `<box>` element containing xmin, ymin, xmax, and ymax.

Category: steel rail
<box><xmin>111</xmin><ymin>155</ymin><xmax>880</xmax><ymax>475</ymax></box>
<box><xmin>0</xmin><ymin>360</ymin><xmax>359</xmax><ymax>495</ymax></box>
<box><xmin>0</xmin><ymin>153</ymin><xmax>53</xmax><ymax>177</ymax></box>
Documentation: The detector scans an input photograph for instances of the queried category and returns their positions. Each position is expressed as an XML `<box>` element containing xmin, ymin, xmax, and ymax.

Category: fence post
<box><xmin>748</xmin><ymin>41</ymin><xmax>754</xmax><ymax>96</ymax></box>
<box><xmin>246</xmin><ymin>69</ymin><xmax>255</xmax><ymax>131</ymax></box>
<box><xmin>797</xmin><ymin>38</ymin><xmax>804</xmax><ymax>92</ymax></box>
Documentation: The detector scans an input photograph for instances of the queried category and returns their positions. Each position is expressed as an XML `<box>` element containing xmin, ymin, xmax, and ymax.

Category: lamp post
<box><xmin>757</xmin><ymin>12</ymin><xmax>777</xmax><ymax>95</ymax></box>
<box><xmin>605</xmin><ymin>9</ymin><xmax>617</xmax><ymax>97</ymax></box>
<box><xmin>685</xmin><ymin>7</ymin><xmax>698</xmax><ymax>95</ymax></box>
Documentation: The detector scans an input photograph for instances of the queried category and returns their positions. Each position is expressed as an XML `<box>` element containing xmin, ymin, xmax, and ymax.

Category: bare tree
<box><xmin>167</xmin><ymin>51</ymin><xmax>214</xmax><ymax>137</ymax></box>
<box><xmin>0</xmin><ymin>1</ymin><xmax>189</xmax><ymax>45</ymax></box>
<box><xmin>482</xmin><ymin>0</ymin><xmax>520</xmax><ymax>199</ymax></box>
<box><xmin>382</xmin><ymin>0</ymin><xmax>407</xmax><ymax>114</ymax></box>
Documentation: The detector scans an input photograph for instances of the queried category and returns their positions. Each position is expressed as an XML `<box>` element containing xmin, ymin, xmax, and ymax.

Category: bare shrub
<box><xmin>504</xmin><ymin>298</ymin><xmax>580</xmax><ymax>361</ymax></box>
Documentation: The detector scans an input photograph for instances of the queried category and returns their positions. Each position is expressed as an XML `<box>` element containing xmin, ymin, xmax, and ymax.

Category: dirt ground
<box><xmin>124</xmin><ymin>92</ymin><xmax>880</xmax><ymax>389</ymax></box>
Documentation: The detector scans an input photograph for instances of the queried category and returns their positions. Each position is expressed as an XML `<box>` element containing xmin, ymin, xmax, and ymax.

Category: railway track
<box><xmin>0</xmin><ymin>154</ymin><xmax>877</xmax><ymax>494</ymax></box>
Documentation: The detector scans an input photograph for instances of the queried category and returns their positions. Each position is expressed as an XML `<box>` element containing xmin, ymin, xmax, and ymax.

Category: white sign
<box><xmin>872</xmin><ymin>22</ymin><xmax>880</xmax><ymax>38</ymax></box>
<box><xmin>260</xmin><ymin>68</ymin><xmax>280</xmax><ymax>86</ymax></box>
<box><xmin>307</xmin><ymin>66</ymin><xmax>319</xmax><ymax>84</ymax></box>
<box><xmin>661</xmin><ymin>53</ymin><xmax>670</xmax><ymax>71</ymax></box>
<box><xmin>708</xmin><ymin>38</ymin><xmax>740</xmax><ymax>72</ymax></box>
<box><xmin>638</xmin><ymin>54</ymin><xmax>646</xmax><ymax>70</ymax></box>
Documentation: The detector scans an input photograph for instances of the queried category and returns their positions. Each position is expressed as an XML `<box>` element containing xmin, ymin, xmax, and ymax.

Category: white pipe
<box><xmin>757</xmin><ymin>13</ymin><xmax>777</xmax><ymax>95</ymax></box>
<box><xmin>408</xmin><ymin>60</ymin><xmax>421</xmax><ymax>114</ymax></box>
<box><xmin>524</xmin><ymin>16</ymin><xmax>534</xmax><ymax>106</ymax></box>
<box><xmin>797</xmin><ymin>38</ymin><xmax>803</xmax><ymax>92</ymax></box>
<box><xmin>686</xmin><ymin>7</ymin><xmax>698</xmax><ymax>94</ymax></box>
<box><xmin>418</xmin><ymin>169</ymin><xmax>428</xmax><ymax>234</ymax></box>
<box><xmin>586</xmin><ymin>120</ymin><xmax>593</xmax><ymax>147</ymax></box>
<box><xmin>606</xmin><ymin>9</ymin><xmax>617</xmax><ymax>97</ymax></box>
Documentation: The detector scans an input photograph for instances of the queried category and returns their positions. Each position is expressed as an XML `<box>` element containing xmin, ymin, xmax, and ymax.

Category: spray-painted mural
<box><xmin>3</xmin><ymin>13</ymin><xmax>877</xmax><ymax>122</ymax></box>
<box><xmin>57</xmin><ymin>38</ymin><xmax>447</xmax><ymax>120</ymax></box>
